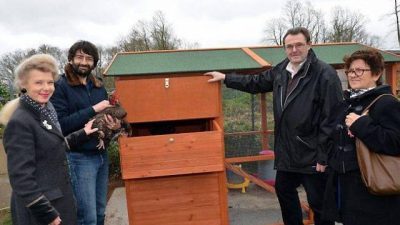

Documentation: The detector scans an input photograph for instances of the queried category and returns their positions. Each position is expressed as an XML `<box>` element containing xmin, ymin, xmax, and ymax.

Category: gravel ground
<box><xmin>104</xmin><ymin>183</ymin><xmax>310</xmax><ymax>225</ymax></box>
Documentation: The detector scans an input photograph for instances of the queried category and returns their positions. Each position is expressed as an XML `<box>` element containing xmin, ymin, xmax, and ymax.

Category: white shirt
<box><xmin>286</xmin><ymin>60</ymin><xmax>306</xmax><ymax>78</ymax></box>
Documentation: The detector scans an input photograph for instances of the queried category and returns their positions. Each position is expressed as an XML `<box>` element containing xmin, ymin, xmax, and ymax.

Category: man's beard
<box><xmin>71</xmin><ymin>63</ymin><xmax>94</xmax><ymax>77</ymax></box>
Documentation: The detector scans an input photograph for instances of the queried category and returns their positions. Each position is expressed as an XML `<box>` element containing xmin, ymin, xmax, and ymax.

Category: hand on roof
<box><xmin>204</xmin><ymin>71</ymin><xmax>226</xmax><ymax>82</ymax></box>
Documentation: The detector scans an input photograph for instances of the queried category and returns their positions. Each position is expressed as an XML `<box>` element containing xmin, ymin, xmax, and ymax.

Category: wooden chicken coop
<box><xmin>103</xmin><ymin>43</ymin><xmax>400</xmax><ymax>225</ymax></box>
<box><xmin>103</xmin><ymin>48</ymin><xmax>268</xmax><ymax>225</ymax></box>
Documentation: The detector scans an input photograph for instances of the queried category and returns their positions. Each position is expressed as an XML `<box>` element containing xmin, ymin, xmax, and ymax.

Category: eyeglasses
<box><xmin>284</xmin><ymin>42</ymin><xmax>307</xmax><ymax>51</ymax></box>
<box><xmin>344</xmin><ymin>68</ymin><xmax>371</xmax><ymax>77</ymax></box>
<box><xmin>74</xmin><ymin>54</ymin><xmax>94</xmax><ymax>63</ymax></box>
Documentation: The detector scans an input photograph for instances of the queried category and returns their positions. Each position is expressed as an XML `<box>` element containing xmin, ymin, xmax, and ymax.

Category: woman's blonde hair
<box><xmin>14</xmin><ymin>54</ymin><xmax>60</xmax><ymax>92</ymax></box>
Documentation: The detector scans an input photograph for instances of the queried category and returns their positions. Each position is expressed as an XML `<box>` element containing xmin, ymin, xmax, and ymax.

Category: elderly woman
<box><xmin>325</xmin><ymin>49</ymin><xmax>400</xmax><ymax>224</ymax></box>
<box><xmin>1</xmin><ymin>54</ymin><xmax>98</xmax><ymax>225</ymax></box>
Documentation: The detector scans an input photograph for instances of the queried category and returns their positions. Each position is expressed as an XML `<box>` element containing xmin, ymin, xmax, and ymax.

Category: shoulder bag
<box><xmin>356</xmin><ymin>94</ymin><xmax>400</xmax><ymax>195</ymax></box>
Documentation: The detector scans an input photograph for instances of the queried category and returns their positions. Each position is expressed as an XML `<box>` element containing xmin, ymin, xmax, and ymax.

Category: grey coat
<box><xmin>3</xmin><ymin>99</ymin><xmax>84</xmax><ymax>225</ymax></box>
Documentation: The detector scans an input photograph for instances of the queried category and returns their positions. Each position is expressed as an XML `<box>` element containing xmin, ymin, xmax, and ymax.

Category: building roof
<box><xmin>104</xmin><ymin>49</ymin><xmax>263</xmax><ymax>76</ymax></box>
<box><xmin>104</xmin><ymin>42</ymin><xmax>400</xmax><ymax>76</ymax></box>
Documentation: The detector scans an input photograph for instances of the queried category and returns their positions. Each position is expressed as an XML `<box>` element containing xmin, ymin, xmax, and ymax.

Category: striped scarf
<box><xmin>349</xmin><ymin>87</ymin><xmax>376</xmax><ymax>98</ymax></box>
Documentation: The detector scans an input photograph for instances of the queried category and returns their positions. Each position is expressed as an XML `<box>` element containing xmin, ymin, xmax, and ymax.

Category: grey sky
<box><xmin>0</xmin><ymin>0</ymin><xmax>397</xmax><ymax>56</ymax></box>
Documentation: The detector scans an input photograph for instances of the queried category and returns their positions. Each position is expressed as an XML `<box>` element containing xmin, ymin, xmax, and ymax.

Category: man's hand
<box><xmin>104</xmin><ymin>114</ymin><xmax>121</xmax><ymax>130</ymax></box>
<box><xmin>48</xmin><ymin>216</ymin><xmax>61</xmax><ymax>225</ymax></box>
<box><xmin>83</xmin><ymin>119</ymin><xmax>98</xmax><ymax>135</ymax></box>
<box><xmin>204</xmin><ymin>71</ymin><xmax>226</xmax><ymax>82</ymax></box>
<box><xmin>93</xmin><ymin>100</ymin><xmax>111</xmax><ymax>113</ymax></box>
<box><xmin>315</xmin><ymin>163</ymin><xmax>327</xmax><ymax>172</ymax></box>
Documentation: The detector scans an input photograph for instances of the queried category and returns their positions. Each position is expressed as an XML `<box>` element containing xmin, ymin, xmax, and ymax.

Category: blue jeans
<box><xmin>67</xmin><ymin>151</ymin><xmax>108</xmax><ymax>225</ymax></box>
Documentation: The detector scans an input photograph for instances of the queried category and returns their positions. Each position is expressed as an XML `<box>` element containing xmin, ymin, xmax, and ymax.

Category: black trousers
<box><xmin>275</xmin><ymin>170</ymin><xmax>334</xmax><ymax>225</ymax></box>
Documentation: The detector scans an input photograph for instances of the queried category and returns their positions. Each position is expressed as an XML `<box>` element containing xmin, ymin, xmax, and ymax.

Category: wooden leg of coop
<box><xmin>301</xmin><ymin>201</ymin><xmax>314</xmax><ymax>225</ymax></box>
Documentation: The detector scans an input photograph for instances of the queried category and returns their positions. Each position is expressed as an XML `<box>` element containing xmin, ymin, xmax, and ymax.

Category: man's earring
<box><xmin>21</xmin><ymin>88</ymin><xmax>27</xmax><ymax>93</ymax></box>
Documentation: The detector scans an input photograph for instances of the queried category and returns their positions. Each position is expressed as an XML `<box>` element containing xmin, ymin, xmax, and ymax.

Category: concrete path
<box><xmin>0</xmin><ymin>174</ymin><xmax>11</xmax><ymax>209</ymax></box>
<box><xmin>0</xmin><ymin>175</ymin><xmax>342</xmax><ymax>224</ymax></box>
<box><xmin>105</xmin><ymin>183</ymin><xmax>343</xmax><ymax>225</ymax></box>
<box><xmin>105</xmin><ymin>184</ymin><xmax>286</xmax><ymax>225</ymax></box>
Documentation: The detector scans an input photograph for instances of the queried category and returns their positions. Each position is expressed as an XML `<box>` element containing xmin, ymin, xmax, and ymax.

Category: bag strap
<box><xmin>361</xmin><ymin>94</ymin><xmax>395</xmax><ymax>115</ymax></box>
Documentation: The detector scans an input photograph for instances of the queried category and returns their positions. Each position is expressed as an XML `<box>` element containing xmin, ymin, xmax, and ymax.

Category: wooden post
<box><xmin>386</xmin><ymin>63</ymin><xmax>398</xmax><ymax>95</ymax></box>
<box><xmin>260</xmin><ymin>93</ymin><xmax>268</xmax><ymax>150</ymax></box>
<box><xmin>392</xmin><ymin>63</ymin><xmax>399</xmax><ymax>95</ymax></box>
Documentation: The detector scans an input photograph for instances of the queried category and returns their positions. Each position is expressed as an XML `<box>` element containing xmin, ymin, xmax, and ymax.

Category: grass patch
<box><xmin>0</xmin><ymin>208</ymin><xmax>12</xmax><ymax>225</ymax></box>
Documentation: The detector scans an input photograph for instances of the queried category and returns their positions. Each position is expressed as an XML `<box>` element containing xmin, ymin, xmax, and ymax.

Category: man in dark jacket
<box><xmin>205</xmin><ymin>27</ymin><xmax>342</xmax><ymax>225</ymax></box>
<box><xmin>50</xmin><ymin>40</ymin><xmax>119</xmax><ymax>225</ymax></box>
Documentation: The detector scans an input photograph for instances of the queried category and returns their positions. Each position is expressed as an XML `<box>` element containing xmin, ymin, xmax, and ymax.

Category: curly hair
<box><xmin>343</xmin><ymin>49</ymin><xmax>385</xmax><ymax>86</ymax></box>
<box><xmin>67</xmin><ymin>40</ymin><xmax>99</xmax><ymax>66</ymax></box>
<box><xmin>14</xmin><ymin>54</ymin><xmax>59</xmax><ymax>92</ymax></box>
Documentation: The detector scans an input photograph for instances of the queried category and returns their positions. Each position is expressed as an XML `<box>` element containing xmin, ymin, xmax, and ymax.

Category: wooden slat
<box><xmin>125</xmin><ymin>173</ymin><xmax>227</xmax><ymax>225</ymax></box>
<box><xmin>225</xmin><ymin>154</ymin><xmax>274</xmax><ymax>163</ymax></box>
<box><xmin>242</xmin><ymin>47</ymin><xmax>271</xmax><ymax>67</ymax></box>
<box><xmin>224</xmin><ymin>130</ymin><xmax>274</xmax><ymax>136</ymax></box>
<box><xmin>119</xmin><ymin>130</ymin><xmax>224</xmax><ymax>179</ymax></box>
<box><xmin>217</xmin><ymin>171</ymin><xmax>229</xmax><ymax>225</ymax></box>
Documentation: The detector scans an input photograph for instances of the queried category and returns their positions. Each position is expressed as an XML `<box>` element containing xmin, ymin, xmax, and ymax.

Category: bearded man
<box><xmin>51</xmin><ymin>40</ymin><xmax>119</xmax><ymax>225</ymax></box>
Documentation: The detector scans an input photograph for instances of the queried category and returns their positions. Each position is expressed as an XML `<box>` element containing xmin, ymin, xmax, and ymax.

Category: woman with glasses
<box><xmin>324</xmin><ymin>49</ymin><xmax>400</xmax><ymax>224</ymax></box>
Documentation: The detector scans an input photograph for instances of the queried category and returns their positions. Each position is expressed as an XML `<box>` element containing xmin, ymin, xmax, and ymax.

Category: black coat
<box><xmin>225</xmin><ymin>49</ymin><xmax>343</xmax><ymax>173</ymax></box>
<box><xmin>3</xmin><ymin>99</ymin><xmax>82</xmax><ymax>225</ymax></box>
<box><xmin>325</xmin><ymin>85</ymin><xmax>400</xmax><ymax>224</ymax></box>
<box><xmin>329</xmin><ymin>85</ymin><xmax>400</xmax><ymax>173</ymax></box>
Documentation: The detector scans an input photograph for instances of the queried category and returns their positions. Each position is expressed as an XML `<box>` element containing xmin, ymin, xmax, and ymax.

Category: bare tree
<box><xmin>263</xmin><ymin>18</ymin><xmax>287</xmax><ymax>45</ymax></box>
<box><xmin>96</xmin><ymin>45</ymin><xmax>120</xmax><ymax>91</ymax></box>
<box><xmin>0</xmin><ymin>50</ymin><xmax>34</xmax><ymax>80</ymax></box>
<box><xmin>264</xmin><ymin>0</ymin><xmax>381</xmax><ymax>46</ymax></box>
<box><xmin>37</xmin><ymin>44</ymin><xmax>67</xmax><ymax>72</ymax></box>
<box><xmin>0</xmin><ymin>45</ymin><xmax>67</xmax><ymax>96</ymax></box>
<box><xmin>284</xmin><ymin>0</ymin><xmax>307</xmax><ymax>28</ymax></box>
<box><xmin>118</xmin><ymin>11</ymin><xmax>189</xmax><ymax>52</ymax></box>
<box><xmin>364</xmin><ymin>35</ymin><xmax>383</xmax><ymax>48</ymax></box>
<box><xmin>0</xmin><ymin>50</ymin><xmax>33</xmax><ymax>95</ymax></box>
<box><xmin>394</xmin><ymin>0</ymin><xmax>400</xmax><ymax>46</ymax></box>
<box><xmin>328</xmin><ymin>7</ymin><xmax>367</xmax><ymax>43</ymax></box>
<box><xmin>328</xmin><ymin>7</ymin><xmax>382</xmax><ymax>47</ymax></box>
<box><xmin>264</xmin><ymin>0</ymin><xmax>327</xmax><ymax>45</ymax></box>
<box><xmin>150</xmin><ymin>11</ymin><xmax>181</xmax><ymax>50</ymax></box>
<box><xmin>118</xmin><ymin>20</ymin><xmax>152</xmax><ymax>52</ymax></box>
<box><xmin>304</xmin><ymin>3</ymin><xmax>328</xmax><ymax>43</ymax></box>
<box><xmin>180</xmin><ymin>40</ymin><xmax>200</xmax><ymax>50</ymax></box>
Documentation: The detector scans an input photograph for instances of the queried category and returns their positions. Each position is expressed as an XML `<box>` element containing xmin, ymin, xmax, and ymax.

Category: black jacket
<box><xmin>3</xmin><ymin>99</ymin><xmax>86</xmax><ymax>225</ymax></box>
<box><xmin>329</xmin><ymin>85</ymin><xmax>400</xmax><ymax>174</ymax></box>
<box><xmin>225</xmin><ymin>49</ymin><xmax>343</xmax><ymax>173</ymax></box>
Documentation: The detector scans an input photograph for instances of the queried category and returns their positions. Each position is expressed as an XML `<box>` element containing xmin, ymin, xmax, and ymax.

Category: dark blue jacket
<box><xmin>50</xmin><ymin>69</ymin><xmax>107</xmax><ymax>153</ymax></box>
